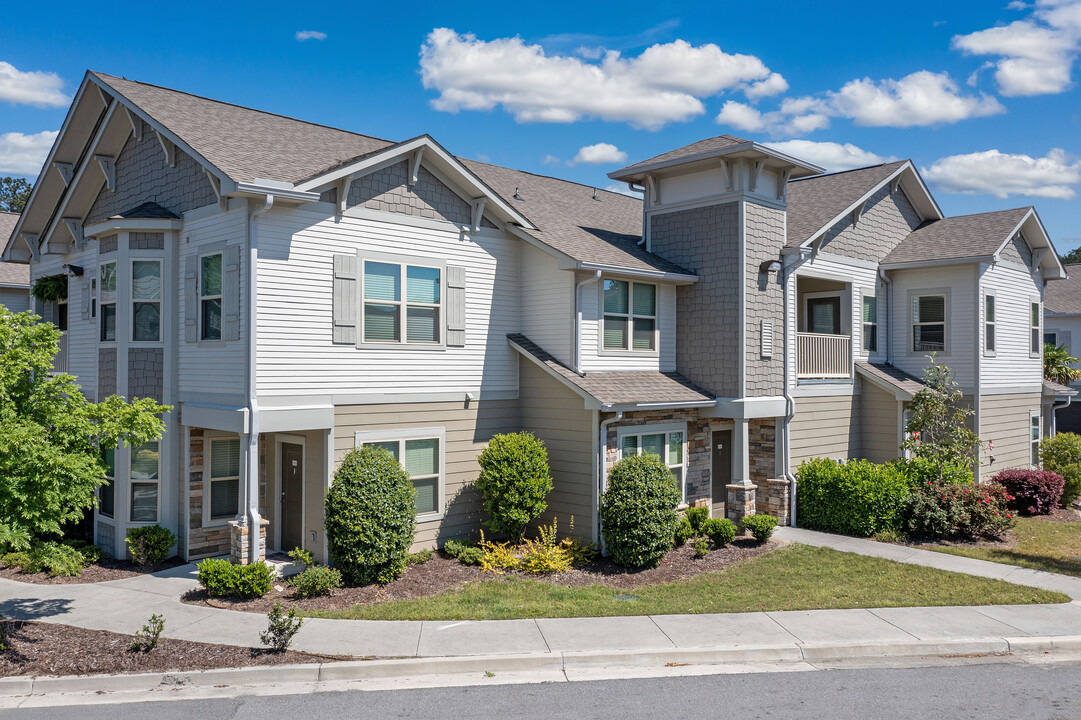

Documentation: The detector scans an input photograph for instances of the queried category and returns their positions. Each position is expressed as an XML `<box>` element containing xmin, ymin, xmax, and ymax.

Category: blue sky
<box><xmin>2</xmin><ymin>0</ymin><xmax>1080</xmax><ymax>250</ymax></box>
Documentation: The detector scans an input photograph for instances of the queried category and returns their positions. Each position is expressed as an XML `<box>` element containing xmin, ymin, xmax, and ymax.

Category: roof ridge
<box><xmin>788</xmin><ymin>159</ymin><xmax>909</xmax><ymax>183</ymax></box>
<box><xmin>461</xmin><ymin>157</ymin><xmax>643</xmax><ymax>202</ymax></box>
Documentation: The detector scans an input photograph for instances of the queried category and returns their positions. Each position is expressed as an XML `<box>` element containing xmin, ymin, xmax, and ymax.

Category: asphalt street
<box><xmin>8</xmin><ymin>660</ymin><xmax>1081</xmax><ymax>720</ymax></box>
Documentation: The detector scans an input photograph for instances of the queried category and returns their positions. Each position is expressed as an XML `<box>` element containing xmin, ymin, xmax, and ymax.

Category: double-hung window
<box><xmin>1044</xmin><ymin>331</ymin><xmax>1059</xmax><ymax>347</ymax></box>
<box><xmin>132</xmin><ymin>260</ymin><xmax>162</xmax><ymax>342</ymax></box>
<box><xmin>1031</xmin><ymin>302</ymin><xmax>1041</xmax><ymax>355</ymax></box>
<box><xmin>99</xmin><ymin>262</ymin><xmax>117</xmax><ymax>342</ymax></box>
<box><xmin>985</xmin><ymin>295</ymin><xmax>996</xmax><ymax>353</ymax></box>
<box><xmin>603</xmin><ymin>279</ymin><xmax>656</xmax><ymax>351</ymax></box>
<box><xmin>130</xmin><ymin>442</ymin><xmax>159</xmax><ymax>523</ymax></box>
<box><xmin>862</xmin><ymin>295</ymin><xmax>877</xmax><ymax>352</ymax></box>
<box><xmin>207</xmin><ymin>437</ymin><xmax>240</xmax><ymax>522</ymax></box>
<box><xmin>912</xmin><ymin>294</ymin><xmax>946</xmax><ymax>353</ymax></box>
<box><xmin>363</xmin><ymin>261</ymin><xmax>441</xmax><ymax>344</ymax></box>
<box><xmin>619</xmin><ymin>426</ymin><xmax>687</xmax><ymax>503</ymax></box>
<box><xmin>1031</xmin><ymin>413</ymin><xmax>1041</xmax><ymax>466</ymax></box>
<box><xmin>200</xmin><ymin>253</ymin><xmax>223</xmax><ymax>341</ymax></box>
<box><xmin>357</xmin><ymin>431</ymin><xmax>443</xmax><ymax>517</ymax></box>
<box><xmin>99</xmin><ymin>447</ymin><xmax>115</xmax><ymax>519</ymax></box>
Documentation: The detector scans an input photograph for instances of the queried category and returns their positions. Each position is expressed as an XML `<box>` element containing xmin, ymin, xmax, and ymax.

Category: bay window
<box><xmin>132</xmin><ymin>259</ymin><xmax>162</xmax><ymax>342</ymax></box>
<box><xmin>130</xmin><ymin>442</ymin><xmax>159</xmax><ymax>523</ymax></box>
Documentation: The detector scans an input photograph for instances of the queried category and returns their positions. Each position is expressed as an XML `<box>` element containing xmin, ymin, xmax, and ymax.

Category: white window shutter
<box><xmin>184</xmin><ymin>255</ymin><xmax>198</xmax><ymax>343</ymax></box>
<box><xmin>222</xmin><ymin>245</ymin><xmax>241</xmax><ymax>341</ymax></box>
<box><xmin>446</xmin><ymin>265</ymin><xmax>466</xmax><ymax>347</ymax></box>
<box><xmin>81</xmin><ymin>283</ymin><xmax>91</xmax><ymax>321</ymax></box>
<box><xmin>333</xmin><ymin>253</ymin><xmax>357</xmax><ymax>345</ymax></box>
<box><xmin>761</xmin><ymin>321</ymin><xmax>773</xmax><ymax>359</ymax></box>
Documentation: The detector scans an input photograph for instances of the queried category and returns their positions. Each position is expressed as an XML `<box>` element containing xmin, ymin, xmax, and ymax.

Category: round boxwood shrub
<box><xmin>600</xmin><ymin>454</ymin><xmax>680</xmax><ymax>568</ymax></box>
<box><xmin>324</xmin><ymin>445</ymin><xmax>417</xmax><ymax>585</ymax></box>
<box><xmin>476</xmin><ymin>432</ymin><xmax>553</xmax><ymax>543</ymax></box>
<box><xmin>702</xmin><ymin>517</ymin><xmax>737</xmax><ymax>547</ymax></box>
<box><xmin>742</xmin><ymin>514</ymin><xmax>779</xmax><ymax>543</ymax></box>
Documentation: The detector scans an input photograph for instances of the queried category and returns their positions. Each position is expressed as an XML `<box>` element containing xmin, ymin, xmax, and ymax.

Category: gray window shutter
<box><xmin>184</xmin><ymin>255</ymin><xmax>197</xmax><ymax>343</ymax></box>
<box><xmin>333</xmin><ymin>253</ymin><xmax>357</xmax><ymax>345</ymax></box>
<box><xmin>446</xmin><ymin>265</ymin><xmax>466</xmax><ymax>347</ymax></box>
<box><xmin>222</xmin><ymin>245</ymin><xmax>241</xmax><ymax>341</ymax></box>
<box><xmin>81</xmin><ymin>283</ymin><xmax>91</xmax><ymax>321</ymax></box>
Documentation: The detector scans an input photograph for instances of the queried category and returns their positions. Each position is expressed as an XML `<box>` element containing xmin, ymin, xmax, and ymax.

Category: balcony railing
<box><xmin>797</xmin><ymin>332</ymin><xmax>851</xmax><ymax>379</ymax></box>
<box><xmin>51</xmin><ymin>331</ymin><xmax>68</xmax><ymax>375</ymax></box>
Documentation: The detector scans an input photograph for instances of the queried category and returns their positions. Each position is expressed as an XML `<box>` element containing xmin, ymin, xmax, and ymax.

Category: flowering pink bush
<box><xmin>991</xmin><ymin>469</ymin><xmax>1065</xmax><ymax>515</ymax></box>
<box><xmin>901</xmin><ymin>481</ymin><xmax>1015</xmax><ymax>538</ymax></box>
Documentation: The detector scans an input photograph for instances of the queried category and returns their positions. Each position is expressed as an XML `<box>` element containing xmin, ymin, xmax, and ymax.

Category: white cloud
<box><xmin>764</xmin><ymin>140</ymin><xmax>899</xmax><ymax>172</ymax></box>
<box><xmin>540</xmin><ymin>154</ymin><xmax>561</xmax><ymax>166</ymax></box>
<box><xmin>419</xmin><ymin>28</ymin><xmax>783</xmax><ymax>129</ymax></box>
<box><xmin>952</xmin><ymin>0</ymin><xmax>1081</xmax><ymax>96</ymax></box>
<box><xmin>296</xmin><ymin>30</ymin><xmax>327</xmax><ymax>41</ymax></box>
<box><xmin>923</xmin><ymin>148</ymin><xmax>1081</xmax><ymax>198</ymax></box>
<box><xmin>573</xmin><ymin>143</ymin><xmax>628</xmax><ymax>165</ymax></box>
<box><xmin>0</xmin><ymin>62</ymin><xmax>68</xmax><ymax>107</ymax></box>
<box><xmin>828</xmin><ymin>71</ymin><xmax>1004</xmax><ymax>126</ymax></box>
<box><xmin>0</xmin><ymin>130</ymin><xmax>58</xmax><ymax>175</ymax></box>
<box><xmin>604</xmin><ymin>183</ymin><xmax>643</xmax><ymax>197</ymax></box>
<box><xmin>716</xmin><ymin>98</ymin><xmax>830</xmax><ymax>136</ymax></box>
<box><xmin>742</xmin><ymin>72</ymin><xmax>789</xmax><ymax>101</ymax></box>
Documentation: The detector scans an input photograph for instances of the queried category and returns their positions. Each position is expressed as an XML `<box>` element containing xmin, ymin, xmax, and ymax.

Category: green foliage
<box><xmin>1044</xmin><ymin>343</ymin><xmax>1081</xmax><ymax>386</ymax></box>
<box><xmin>796</xmin><ymin>458</ymin><xmax>911</xmax><ymax>537</ymax></box>
<box><xmin>1</xmin><ymin>541</ymin><xmax>89</xmax><ymax>576</ymax></box>
<box><xmin>261</xmin><ymin>602</ymin><xmax>304</xmax><ymax>652</ymax></box>
<box><xmin>324</xmin><ymin>445</ymin><xmax>417</xmax><ymax>585</ymax></box>
<box><xmin>743</xmin><ymin>514</ymin><xmax>779</xmax><ymax>543</ymax></box>
<box><xmin>901</xmin><ymin>481</ymin><xmax>1015</xmax><ymax>538</ymax></box>
<box><xmin>406</xmin><ymin>549</ymin><xmax>434</xmax><ymax>565</ymax></box>
<box><xmin>0</xmin><ymin>307</ymin><xmax>169</xmax><ymax>552</ymax></box>
<box><xmin>475</xmin><ymin>519</ymin><xmax>594</xmax><ymax>575</ymax></box>
<box><xmin>873</xmin><ymin>528</ymin><xmax>906</xmax><ymax>544</ymax></box>
<box><xmin>61</xmin><ymin>538</ymin><xmax>103</xmax><ymax>565</ymax></box>
<box><xmin>288</xmin><ymin>547</ymin><xmax>314</xmax><ymax>569</ymax></box>
<box><xmin>0</xmin><ymin>177</ymin><xmax>31</xmax><ymax>214</ymax></box>
<box><xmin>30</xmin><ymin>275</ymin><xmax>68</xmax><ymax>303</ymax></box>
<box><xmin>693</xmin><ymin>539</ymin><xmax>709</xmax><ymax>558</ymax></box>
<box><xmin>600</xmin><ymin>454</ymin><xmax>680</xmax><ymax>569</ymax></box>
<box><xmin>683</xmin><ymin>506</ymin><xmax>708</xmax><ymax>534</ymax></box>
<box><xmin>673</xmin><ymin>516</ymin><xmax>694</xmax><ymax>547</ymax></box>
<box><xmin>1061</xmin><ymin>247</ymin><xmax>1081</xmax><ymax>265</ymax></box>
<box><xmin>517</xmin><ymin>523</ymin><xmax>573</xmax><ymax>575</ymax></box>
<box><xmin>443</xmin><ymin>539</ymin><xmax>483</xmax><ymax>565</ymax></box>
<box><xmin>196</xmin><ymin>559</ymin><xmax>274</xmax><ymax>599</ymax></box>
<box><xmin>475</xmin><ymin>432</ymin><xmax>553</xmax><ymax>543</ymax></box>
<box><xmin>290</xmin><ymin>565</ymin><xmax>343</xmax><ymax>598</ymax></box>
<box><xmin>1039</xmin><ymin>432</ymin><xmax>1081</xmax><ymax>506</ymax></box>
<box><xmin>702</xmin><ymin>517</ymin><xmax>737</xmax><ymax>547</ymax></box>
<box><xmin>890</xmin><ymin>457</ymin><xmax>973</xmax><ymax>486</ymax></box>
<box><xmin>900</xmin><ymin>356</ymin><xmax>984</xmax><ymax>477</ymax></box>
<box><xmin>125</xmin><ymin>525</ymin><xmax>176</xmax><ymax>566</ymax></box>
<box><xmin>130</xmin><ymin>614</ymin><xmax>165</xmax><ymax>652</ymax></box>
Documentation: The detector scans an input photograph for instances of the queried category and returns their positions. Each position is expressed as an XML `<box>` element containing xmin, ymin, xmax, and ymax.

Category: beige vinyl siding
<box><xmin>790</xmin><ymin>394</ymin><xmax>860</xmax><ymax>466</ymax></box>
<box><xmin>859</xmin><ymin>381</ymin><xmax>901</xmax><ymax>463</ymax></box>
<box><xmin>519</xmin><ymin>359</ymin><xmax>594</xmax><ymax>540</ymax></box>
<box><xmin>520</xmin><ymin>243</ymin><xmax>573</xmax><ymax>363</ymax></box>
<box><xmin>980</xmin><ymin>392</ymin><xmax>1041</xmax><ymax>473</ymax></box>
<box><xmin>333</xmin><ymin>399</ymin><xmax>519</xmax><ymax>549</ymax></box>
<box><xmin>979</xmin><ymin>262</ymin><xmax>1044</xmax><ymax>390</ymax></box>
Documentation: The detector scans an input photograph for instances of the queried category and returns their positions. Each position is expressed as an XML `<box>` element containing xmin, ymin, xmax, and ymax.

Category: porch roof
<box><xmin>855</xmin><ymin>362</ymin><xmax>924</xmax><ymax>401</ymax></box>
<box><xmin>1043</xmin><ymin>379</ymin><xmax>1078</xmax><ymax>397</ymax></box>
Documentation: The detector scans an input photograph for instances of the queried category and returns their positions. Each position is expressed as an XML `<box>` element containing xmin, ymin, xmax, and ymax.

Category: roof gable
<box><xmin>1046</xmin><ymin>263</ymin><xmax>1081</xmax><ymax>314</ymax></box>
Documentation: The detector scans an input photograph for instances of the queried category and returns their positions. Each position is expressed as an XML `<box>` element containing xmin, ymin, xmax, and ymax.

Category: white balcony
<box><xmin>797</xmin><ymin>332</ymin><xmax>851</xmax><ymax>379</ymax></box>
<box><xmin>51</xmin><ymin>331</ymin><xmax>68</xmax><ymax>375</ymax></box>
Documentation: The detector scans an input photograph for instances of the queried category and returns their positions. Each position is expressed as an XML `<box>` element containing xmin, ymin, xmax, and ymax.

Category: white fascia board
<box><xmin>295</xmin><ymin>135</ymin><xmax>536</xmax><ymax>230</ymax></box>
<box><xmin>504</xmin><ymin>224</ymin><xmax>578</xmax><ymax>267</ymax></box>
<box><xmin>179</xmin><ymin>402</ymin><xmax>250</xmax><ymax>434</ymax></box>
<box><xmin>701</xmin><ymin>396</ymin><xmax>787</xmax><ymax>419</ymax></box>
<box><xmin>609</xmin><ymin>142</ymin><xmax>825</xmax><ymax>182</ymax></box>
<box><xmin>507</xmin><ymin>338</ymin><xmax>603</xmax><ymax>410</ymax></box>
<box><xmin>0</xmin><ymin>282</ymin><xmax>29</xmax><ymax>289</ymax></box>
<box><xmin>903</xmin><ymin>162</ymin><xmax>945</xmax><ymax>220</ymax></box>
<box><xmin>260</xmin><ymin>405</ymin><xmax>334</xmax><ymax>432</ymax></box>
<box><xmin>232</xmin><ymin>182</ymin><xmax>320</xmax><ymax>204</ymax></box>
<box><xmin>995</xmin><ymin>208</ymin><xmax>1066</xmax><ymax>280</ymax></box>
<box><xmin>602</xmin><ymin>400</ymin><xmax>717</xmax><ymax>412</ymax></box>
<box><xmin>85</xmin><ymin>217</ymin><xmax>184</xmax><ymax>237</ymax></box>
<box><xmin>879</xmin><ymin>255</ymin><xmax>996</xmax><ymax>271</ymax></box>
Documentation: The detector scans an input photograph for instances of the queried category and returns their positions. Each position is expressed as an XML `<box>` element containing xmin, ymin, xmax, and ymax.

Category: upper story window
<box><xmin>99</xmin><ymin>446</ymin><xmax>115</xmax><ymax>519</ymax></box>
<box><xmin>99</xmin><ymin>262</ymin><xmax>117</xmax><ymax>342</ymax></box>
<box><xmin>200</xmin><ymin>252</ymin><xmax>223</xmax><ymax>341</ymax></box>
<box><xmin>619</xmin><ymin>426</ymin><xmax>686</xmax><ymax>503</ymax></box>
<box><xmin>132</xmin><ymin>260</ymin><xmax>162</xmax><ymax>342</ymax></box>
<box><xmin>603</xmin><ymin>279</ymin><xmax>656</xmax><ymax>352</ymax></box>
<box><xmin>1031</xmin><ymin>302</ymin><xmax>1041</xmax><ymax>355</ymax></box>
<box><xmin>985</xmin><ymin>295</ymin><xmax>996</xmax><ymax>353</ymax></box>
<box><xmin>912</xmin><ymin>294</ymin><xmax>946</xmax><ymax>353</ymax></box>
<box><xmin>130</xmin><ymin>442</ymin><xmax>159</xmax><ymax>523</ymax></box>
<box><xmin>862</xmin><ymin>295</ymin><xmax>877</xmax><ymax>352</ymax></box>
<box><xmin>362</xmin><ymin>261</ymin><xmax>442</xmax><ymax>344</ymax></box>
<box><xmin>1045</xmin><ymin>331</ymin><xmax>1059</xmax><ymax>347</ymax></box>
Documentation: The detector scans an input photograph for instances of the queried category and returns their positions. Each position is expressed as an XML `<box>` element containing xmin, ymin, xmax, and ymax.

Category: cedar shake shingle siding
<box><xmin>785</xmin><ymin>161</ymin><xmax>909</xmax><ymax>247</ymax></box>
<box><xmin>128</xmin><ymin>347</ymin><xmax>164</xmax><ymax>403</ymax></box>
<box><xmin>999</xmin><ymin>235</ymin><xmax>1034</xmax><ymax>267</ymax></box>
<box><xmin>346</xmin><ymin>160</ymin><xmax>472</xmax><ymax>226</ymax></box>
<box><xmin>815</xmin><ymin>183</ymin><xmax>923</xmax><ymax>264</ymax></box>
<box><xmin>98</xmin><ymin>347</ymin><xmax>117</xmax><ymax>398</ymax></box>
<box><xmin>744</xmin><ymin>202</ymin><xmax>785</xmax><ymax>397</ymax></box>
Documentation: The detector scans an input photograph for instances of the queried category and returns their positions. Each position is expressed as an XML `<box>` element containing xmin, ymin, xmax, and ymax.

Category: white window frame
<box><xmin>129</xmin><ymin>441</ymin><xmax>160</xmax><ymax>524</ymax></box>
<box><xmin>131</xmin><ymin>258</ymin><xmax>162</xmax><ymax>343</ymax></box>
<box><xmin>99</xmin><ymin>261</ymin><xmax>117</xmax><ymax>342</ymax></box>
<box><xmin>1030</xmin><ymin>410</ymin><xmax>1041</xmax><ymax>467</ymax></box>
<box><xmin>1030</xmin><ymin>299</ymin><xmax>1042</xmax><ymax>358</ymax></box>
<box><xmin>354</xmin><ymin>427</ymin><xmax>446</xmax><ymax>521</ymax></box>
<box><xmin>199</xmin><ymin>251</ymin><xmax>223</xmax><ymax>342</ymax></box>
<box><xmin>615</xmin><ymin>422</ymin><xmax>688</xmax><ymax>505</ymax></box>
<box><xmin>1044</xmin><ymin>331</ymin><xmax>1059</xmax><ymax>348</ymax></box>
<box><xmin>984</xmin><ymin>292</ymin><xmax>996</xmax><ymax>356</ymax></box>
<box><xmin>203</xmin><ymin>434</ymin><xmax>242</xmax><ymax>527</ymax></box>
<box><xmin>358</xmin><ymin>253</ymin><xmax>445</xmax><ymax>349</ymax></box>
<box><xmin>600</xmin><ymin>278</ymin><xmax>659</xmax><ymax>355</ymax></box>
<box><xmin>908</xmin><ymin>289</ymin><xmax>950</xmax><ymax>356</ymax></box>
<box><xmin>99</xmin><ymin>446</ymin><xmax>115</xmax><ymax>520</ymax></box>
<box><xmin>861</xmin><ymin>292</ymin><xmax>877</xmax><ymax>353</ymax></box>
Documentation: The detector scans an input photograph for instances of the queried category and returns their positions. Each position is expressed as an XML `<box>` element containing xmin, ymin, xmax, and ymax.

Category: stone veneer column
<box><xmin>229</xmin><ymin>518</ymin><xmax>269</xmax><ymax>564</ymax></box>
<box><xmin>726</xmin><ymin>419</ymin><xmax>756</xmax><ymax>529</ymax></box>
<box><xmin>726</xmin><ymin>484</ymin><xmax>756</xmax><ymax>530</ymax></box>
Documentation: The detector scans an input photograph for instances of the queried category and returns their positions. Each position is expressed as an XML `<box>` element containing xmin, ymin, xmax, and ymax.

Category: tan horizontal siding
<box><xmin>981</xmin><ymin>392</ymin><xmax>1041</xmax><ymax>474</ymax></box>
<box><xmin>791</xmin><ymin>394</ymin><xmax>859</xmax><ymax>465</ymax></box>
<box><xmin>860</xmin><ymin>382</ymin><xmax>900</xmax><ymax>463</ymax></box>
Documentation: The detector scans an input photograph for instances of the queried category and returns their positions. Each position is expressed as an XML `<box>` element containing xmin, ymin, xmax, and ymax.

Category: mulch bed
<box><xmin>1039</xmin><ymin>507</ymin><xmax>1081</xmax><ymax>523</ymax></box>
<box><xmin>184</xmin><ymin>537</ymin><xmax>779</xmax><ymax>615</ymax></box>
<box><xmin>0</xmin><ymin>557</ymin><xmax>186</xmax><ymax>585</ymax></box>
<box><xmin>0</xmin><ymin>620</ymin><xmax>319</xmax><ymax>677</ymax></box>
<box><xmin>903</xmin><ymin>506</ymin><xmax>1079</xmax><ymax>551</ymax></box>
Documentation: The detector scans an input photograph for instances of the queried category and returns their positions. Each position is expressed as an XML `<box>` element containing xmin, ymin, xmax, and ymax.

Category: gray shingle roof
<box><xmin>1045</xmin><ymin>263</ymin><xmax>1081</xmax><ymax>314</ymax></box>
<box><xmin>611</xmin><ymin>135</ymin><xmax>749</xmax><ymax>176</ymax></box>
<box><xmin>786</xmin><ymin>161</ymin><xmax>909</xmax><ymax>246</ymax></box>
<box><xmin>855</xmin><ymin>362</ymin><xmax>924</xmax><ymax>399</ymax></box>
<box><xmin>0</xmin><ymin>213</ymin><xmax>28</xmax><ymax>286</ymax></box>
<box><xmin>116</xmin><ymin>201</ymin><xmax>180</xmax><ymax>219</ymax></box>
<box><xmin>1043</xmin><ymin>379</ymin><xmax>1077</xmax><ymax>396</ymax></box>
<box><xmin>508</xmin><ymin>333</ymin><xmax>714</xmax><ymax>406</ymax></box>
<box><xmin>882</xmin><ymin>207</ymin><xmax>1031</xmax><ymax>266</ymax></box>
<box><xmin>91</xmin><ymin>72</ymin><xmax>394</xmax><ymax>185</ymax></box>
<box><xmin>462</xmin><ymin>160</ymin><xmax>692</xmax><ymax>276</ymax></box>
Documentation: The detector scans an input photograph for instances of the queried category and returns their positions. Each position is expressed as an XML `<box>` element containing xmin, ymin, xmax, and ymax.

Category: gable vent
<box><xmin>761</xmin><ymin>321</ymin><xmax>774</xmax><ymax>359</ymax></box>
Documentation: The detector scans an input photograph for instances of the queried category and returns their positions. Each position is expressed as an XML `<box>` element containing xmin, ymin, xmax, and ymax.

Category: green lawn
<box><xmin>307</xmin><ymin>545</ymin><xmax>1067</xmax><ymax>622</ymax></box>
<box><xmin>931</xmin><ymin>516</ymin><xmax>1081</xmax><ymax>578</ymax></box>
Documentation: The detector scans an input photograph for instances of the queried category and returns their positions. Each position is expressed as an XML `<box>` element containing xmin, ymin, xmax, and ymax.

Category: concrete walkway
<box><xmin>0</xmin><ymin>533</ymin><xmax>1079</xmax><ymax>661</ymax></box>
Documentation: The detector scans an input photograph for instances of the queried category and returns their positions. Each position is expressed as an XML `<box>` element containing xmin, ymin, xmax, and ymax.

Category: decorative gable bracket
<box><xmin>750</xmin><ymin>160</ymin><xmax>766</xmax><ymax>192</ymax></box>
<box><xmin>889</xmin><ymin>176</ymin><xmax>902</xmax><ymax>195</ymax></box>
<box><xmin>851</xmin><ymin>199</ymin><xmax>867</xmax><ymax>226</ymax></box>
<box><xmin>409</xmin><ymin>147</ymin><xmax>425</xmax><ymax>187</ymax></box>
<box><xmin>646</xmin><ymin>175</ymin><xmax>660</xmax><ymax>205</ymax></box>
<box><xmin>94</xmin><ymin>155</ymin><xmax>116</xmax><ymax>191</ymax></box>
<box><xmin>470</xmin><ymin>197</ymin><xmax>487</xmax><ymax>233</ymax></box>
<box><xmin>776</xmin><ymin>167</ymin><xmax>793</xmax><ymax>201</ymax></box>
<box><xmin>337</xmin><ymin>174</ymin><xmax>356</xmax><ymax>215</ymax></box>
<box><xmin>52</xmin><ymin>162</ymin><xmax>74</xmax><ymax>187</ymax></box>
<box><xmin>154</xmin><ymin>130</ymin><xmax>176</xmax><ymax>167</ymax></box>
<box><xmin>124</xmin><ymin>106</ymin><xmax>142</xmax><ymax>141</ymax></box>
<box><xmin>21</xmin><ymin>233</ymin><xmax>40</xmax><ymax>261</ymax></box>
<box><xmin>203</xmin><ymin>168</ymin><xmax>228</xmax><ymax>210</ymax></box>
<box><xmin>62</xmin><ymin>219</ymin><xmax>85</xmax><ymax>250</ymax></box>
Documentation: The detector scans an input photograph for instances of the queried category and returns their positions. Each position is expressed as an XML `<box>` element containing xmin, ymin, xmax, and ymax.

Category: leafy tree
<box><xmin>1043</xmin><ymin>343</ymin><xmax>1081</xmax><ymax>386</ymax></box>
<box><xmin>0</xmin><ymin>307</ymin><xmax>169</xmax><ymax>551</ymax></box>
<box><xmin>1059</xmin><ymin>247</ymin><xmax>1081</xmax><ymax>265</ymax></box>
<box><xmin>901</xmin><ymin>356</ymin><xmax>983</xmax><ymax>479</ymax></box>
<box><xmin>0</xmin><ymin>177</ymin><xmax>32</xmax><ymax>214</ymax></box>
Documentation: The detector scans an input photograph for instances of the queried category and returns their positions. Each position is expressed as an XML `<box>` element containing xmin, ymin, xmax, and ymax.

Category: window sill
<box><xmin>597</xmin><ymin>349</ymin><xmax>660</xmax><ymax>358</ymax></box>
<box><xmin>356</xmin><ymin>342</ymin><xmax>447</xmax><ymax>352</ymax></box>
<box><xmin>201</xmin><ymin>518</ymin><xmax>235</xmax><ymax>529</ymax></box>
<box><xmin>416</xmin><ymin>511</ymin><xmax>445</xmax><ymax>524</ymax></box>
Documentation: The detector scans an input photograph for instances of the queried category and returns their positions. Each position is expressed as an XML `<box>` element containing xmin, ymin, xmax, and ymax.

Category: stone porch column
<box><xmin>726</xmin><ymin>418</ymin><xmax>756</xmax><ymax>530</ymax></box>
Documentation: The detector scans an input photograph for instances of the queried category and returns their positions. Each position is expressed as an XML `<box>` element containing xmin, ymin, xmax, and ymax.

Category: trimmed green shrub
<box><xmin>290</xmin><ymin>565</ymin><xmax>342</xmax><ymax>598</ymax></box>
<box><xmin>125</xmin><ymin>525</ymin><xmax>176</xmax><ymax>566</ymax></box>
<box><xmin>324</xmin><ymin>445</ymin><xmax>417</xmax><ymax>585</ymax></box>
<box><xmin>683</xmin><ymin>506</ymin><xmax>709</xmax><ymax>534</ymax></box>
<box><xmin>693</xmin><ymin>539</ymin><xmax>709</xmax><ymax>558</ymax></box>
<box><xmin>475</xmin><ymin>432</ymin><xmax>553</xmax><ymax>543</ymax></box>
<box><xmin>444</xmin><ymin>539</ymin><xmax>483</xmax><ymax>566</ymax></box>
<box><xmin>743</xmin><ymin>514</ymin><xmax>779</xmax><ymax>543</ymax></box>
<box><xmin>406</xmin><ymin>549</ymin><xmax>433</xmax><ymax>565</ymax></box>
<box><xmin>63</xmin><ymin>539</ymin><xmax>104</xmax><ymax>565</ymax></box>
<box><xmin>1039</xmin><ymin>432</ymin><xmax>1081</xmax><ymax>506</ymax></box>
<box><xmin>673</xmin><ymin>516</ymin><xmax>694</xmax><ymax>547</ymax></box>
<box><xmin>288</xmin><ymin>547</ymin><xmax>314</xmax><ymax>569</ymax></box>
<box><xmin>796</xmin><ymin>458</ymin><xmax>910</xmax><ymax>536</ymax></box>
<box><xmin>890</xmin><ymin>457</ymin><xmax>973</xmax><ymax>486</ymax></box>
<box><xmin>196</xmin><ymin>559</ymin><xmax>274</xmax><ymax>599</ymax></box>
<box><xmin>600</xmin><ymin>454</ymin><xmax>680</xmax><ymax>569</ymax></box>
<box><xmin>261</xmin><ymin>602</ymin><xmax>303</xmax><ymax>652</ymax></box>
<box><xmin>702</xmin><ymin>517</ymin><xmax>737</xmax><ymax>547</ymax></box>
<box><xmin>901</xmin><ymin>481</ymin><xmax>1015</xmax><ymax>538</ymax></box>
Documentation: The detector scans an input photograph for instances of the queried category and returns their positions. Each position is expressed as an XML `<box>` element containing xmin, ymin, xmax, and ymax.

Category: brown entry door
<box><xmin>712</xmin><ymin>430</ymin><xmax>732</xmax><ymax>516</ymax></box>
<box><xmin>280</xmin><ymin>443</ymin><xmax>303</xmax><ymax>552</ymax></box>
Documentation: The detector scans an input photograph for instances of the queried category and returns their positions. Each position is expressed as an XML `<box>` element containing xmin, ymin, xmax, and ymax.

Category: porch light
<box><xmin>759</xmin><ymin>259</ymin><xmax>782</xmax><ymax>274</ymax></box>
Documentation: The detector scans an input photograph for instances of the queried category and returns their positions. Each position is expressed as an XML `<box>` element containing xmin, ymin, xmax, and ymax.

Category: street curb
<box><xmin>3</xmin><ymin>636</ymin><xmax>1080</xmax><ymax>697</ymax></box>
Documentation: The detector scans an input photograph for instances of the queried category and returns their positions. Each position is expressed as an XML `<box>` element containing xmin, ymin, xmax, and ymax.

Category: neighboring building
<box><xmin>1043</xmin><ymin>264</ymin><xmax>1081</xmax><ymax>433</ymax></box>
<box><xmin>0</xmin><ymin>212</ymin><xmax>30</xmax><ymax>312</ymax></box>
<box><xmin>2</xmin><ymin>71</ymin><xmax>1066</xmax><ymax>563</ymax></box>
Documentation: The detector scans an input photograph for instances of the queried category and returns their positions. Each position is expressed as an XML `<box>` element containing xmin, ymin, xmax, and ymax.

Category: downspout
<box><xmin>597</xmin><ymin>410</ymin><xmax>623</xmax><ymax>555</ymax></box>
<box><xmin>246</xmin><ymin>194</ymin><xmax>274</xmax><ymax>561</ymax></box>
<box><xmin>1050</xmin><ymin>396</ymin><xmax>1072</xmax><ymax>436</ymax></box>
<box><xmin>575</xmin><ymin>271</ymin><xmax>602</xmax><ymax>374</ymax></box>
